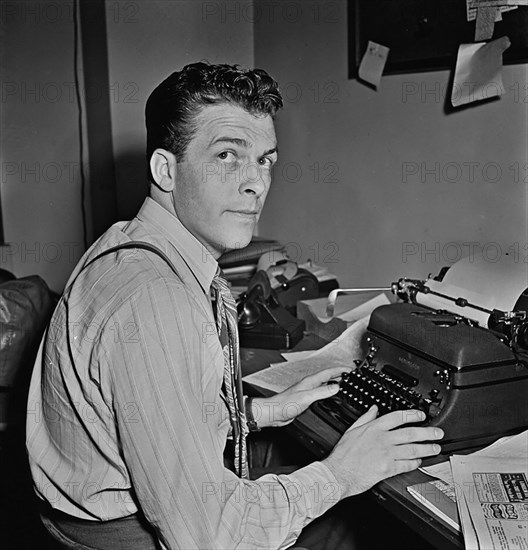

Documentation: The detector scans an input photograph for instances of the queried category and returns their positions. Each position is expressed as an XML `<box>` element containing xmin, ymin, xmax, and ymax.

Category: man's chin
<box><xmin>217</xmin><ymin>232</ymin><xmax>254</xmax><ymax>257</ymax></box>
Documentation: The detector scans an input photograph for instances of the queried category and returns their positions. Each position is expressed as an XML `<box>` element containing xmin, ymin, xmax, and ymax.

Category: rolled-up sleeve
<box><xmin>103</xmin><ymin>277</ymin><xmax>342</xmax><ymax>550</ymax></box>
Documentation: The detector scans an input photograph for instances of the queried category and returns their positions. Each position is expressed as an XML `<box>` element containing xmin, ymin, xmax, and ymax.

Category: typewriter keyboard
<box><xmin>311</xmin><ymin>365</ymin><xmax>434</xmax><ymax>434</ymax></box>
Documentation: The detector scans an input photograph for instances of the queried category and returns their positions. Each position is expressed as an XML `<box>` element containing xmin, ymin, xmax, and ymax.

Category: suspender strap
<box><xmin>83</xmin><ymin>241</ymin><xmax>180</xmax><ymax>278</ymax></box>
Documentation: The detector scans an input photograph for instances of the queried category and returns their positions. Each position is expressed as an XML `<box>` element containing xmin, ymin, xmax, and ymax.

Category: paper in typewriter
<box><xmin>417</xmin><ymin>251</ymin><xmax>528</xmax><ymax>327</ymax></box>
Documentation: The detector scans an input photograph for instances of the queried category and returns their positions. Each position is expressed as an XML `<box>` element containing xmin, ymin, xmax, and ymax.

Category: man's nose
<box><xmin>238</xmin><ymin>162</ymin><xmax>268</xmax><ymax>196</ymax></box>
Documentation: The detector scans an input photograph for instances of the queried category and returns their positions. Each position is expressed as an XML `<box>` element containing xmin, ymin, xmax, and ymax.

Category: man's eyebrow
<box><xmin>210</xmin><ymin>136</ymin><xmax>249</xmax><ymax>148</ymax></box>
<box><xmin>262</xmin><ymin>146</ymin><xmax>278</xmax><ymax>157</ymax></box>
<box><xmin>210</xmin><ymin>137</ymin><xmax>278</xmax><ymax>157</ymax></box>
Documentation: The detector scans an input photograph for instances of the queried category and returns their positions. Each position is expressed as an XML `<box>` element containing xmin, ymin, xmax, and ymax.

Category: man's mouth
<box><xmin>227</xmin><ymin>209</ymin><xmax>259</xmax><ymax>219</ymax></box>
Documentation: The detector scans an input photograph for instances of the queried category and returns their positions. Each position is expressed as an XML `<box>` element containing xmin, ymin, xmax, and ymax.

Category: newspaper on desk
<box><xmin>422</xmin><ymin>431</ymin><xmax>528</xmax><ymax>486</ymax></box>
<box><xmin>407</xmin><ymin>431</ymin><xmax>528</xmax><ymax>536</ymax></box>
<box><xmin>450</xmin><ymin>455</ymin><xmax>528</xmax><ymax>550</ymax></box>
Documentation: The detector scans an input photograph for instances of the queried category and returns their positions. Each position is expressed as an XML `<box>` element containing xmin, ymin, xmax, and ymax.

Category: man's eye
<box><xmin>218</xmin><ymin>151</ymin><xmax>236</xmax><ymax>162</ymax></box>
<box><xmin>259</xmin><ymin>157</ymin><xmax>274</xmax><ymax>167</ymax></box>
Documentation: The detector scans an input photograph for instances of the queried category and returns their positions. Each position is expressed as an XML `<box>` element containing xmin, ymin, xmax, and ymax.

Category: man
<box><xmin>26</xmin><ymin>63</ymin><xmax>443</xmax><ymax>550</ymax></box>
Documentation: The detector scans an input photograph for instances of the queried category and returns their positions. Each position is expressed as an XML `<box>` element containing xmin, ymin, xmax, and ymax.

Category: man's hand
<box><xmin>323</xmin><ymin>406</ymin><xmax>444</xmax><ymax>498</ymax></box>
<box><xmin>249</xmin><ymin>367</ymin><xmax>344</xmax><ymax>428</ymax></box>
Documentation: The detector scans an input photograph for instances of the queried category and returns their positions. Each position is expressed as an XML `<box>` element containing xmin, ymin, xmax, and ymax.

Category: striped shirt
<box><xmin>26</xmin><ymin>197</ymin><xmax>341</xmax><ymax>550</ymax></box>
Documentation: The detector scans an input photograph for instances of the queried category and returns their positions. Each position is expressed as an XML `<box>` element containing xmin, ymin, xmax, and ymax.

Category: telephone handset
<box><xmin>237</xmin><ymin>267</ymin><xmax>319</xmax><ymax>349</ymax></box>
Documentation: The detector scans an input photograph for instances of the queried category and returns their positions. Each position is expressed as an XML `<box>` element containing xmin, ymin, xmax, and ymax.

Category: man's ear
<box><xmin>150</xmin><ymin>149</ymin><xmax>177</xmax><ymax>192</ymax></box>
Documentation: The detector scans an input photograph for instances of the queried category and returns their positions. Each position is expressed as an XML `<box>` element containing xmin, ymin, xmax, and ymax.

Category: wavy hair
<box><xmin>145</xmin><ymin>62</ymin><xmax>283</xmax><ymax>167</ymax></box>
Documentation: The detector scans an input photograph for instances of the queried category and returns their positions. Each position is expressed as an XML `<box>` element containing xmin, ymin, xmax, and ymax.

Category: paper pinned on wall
<box><xmin>451</xmin><ymin>36</ymin><xmax>511</xmax><ymax>107</ymax></box>
<box><xmin>470</xmin><ymin>0</ymin><xmax>528</xmax><ymax>5</ymax></box>
<box><xmin>358</xmin><ymin>41</ymin><xmax>390</xmax><ymax>89</ymax></box>
<box><xmin>466</xmin><ymin>0</ymin><xmax>518</xmax><ymax>22</ymax></box>
<box><xmin>475</xmin><ymin>6</ymin><xmax>498</xmax><ymax>40</ymax></box>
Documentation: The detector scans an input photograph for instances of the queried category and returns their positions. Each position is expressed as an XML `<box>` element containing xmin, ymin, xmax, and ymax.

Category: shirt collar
<box><xmin>135</xmin><ymin>197</ymin><xmax>218</xmax><ymax>294</ymax></box>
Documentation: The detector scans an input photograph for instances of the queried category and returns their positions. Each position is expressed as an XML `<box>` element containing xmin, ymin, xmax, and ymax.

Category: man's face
<box><xmin>172</xmin><ymin>103</ymin><xmax>278</xmax><ymax>259</ymax></box>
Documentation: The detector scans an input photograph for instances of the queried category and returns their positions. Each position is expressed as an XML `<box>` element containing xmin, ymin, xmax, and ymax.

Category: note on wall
<box><xmin>475</xmin><ymin>6</ymin><xmax>498</xmax><ymax>40</ymax></box>
<box><xmin>451</xmin><ymin>36</ymin><xmax>511</xmax><ymax>107</ymax></box>
<box><xmin>358</xmin><ymin>41</ymin><xmax>390</xmax><ymax>89</ymax></box>
<box><xmin>466</xmin><ymin>0</ymin><xmax>518</xmax><ymax>22</ymax></box>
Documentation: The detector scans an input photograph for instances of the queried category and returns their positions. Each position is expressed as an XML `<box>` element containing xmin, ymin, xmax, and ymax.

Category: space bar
<box><xmin>311</xmin><ymin>397</ymin><xmax>362</xmax><ymax>432</ymax></box>
<box><xmin>333</xmin><ymin>401</ymin><xmax>362</xmax><ymax>425</ymax></box>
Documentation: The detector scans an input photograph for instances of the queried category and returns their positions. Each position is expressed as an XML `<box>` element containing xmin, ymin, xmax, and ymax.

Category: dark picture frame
<box><xmin>348</xmin><ymin>0</ymin><xmax>528</xmax><ymax>77</ymax></box>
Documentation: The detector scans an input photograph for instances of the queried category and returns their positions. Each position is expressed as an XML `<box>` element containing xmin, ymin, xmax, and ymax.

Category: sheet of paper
<box><xmin>451</xmin><ymin>36</ymin><xmax>511</xmax><ymax>108</ymax></box>
<box><xmin>422</xmin><ymin>430</ymin><xmax>528</xmax><ymax>486</ymax></box>
<box><xmin>304</xmin><ymin>293</ymin><xmax>390</xmax><ymax>325</ymax></box>
<box><xmin>338</xmin><ymin>294</ymin><xmax>390</xmax><ymax>323</ymax></box>
<box><xmin>457</xmin><ymin>488</ymin><xmax>480</xmax><ymax>550</ymax></box>
<box><xmin>451</xmin><ymin>456</ymin><xmax>528</xmax><ymax>550</ymax></box>
<box><xmin>417</xmin><ymin>249</ymin><xmax>528</xmax><ymax>325</ymax></box>
<box><xmin>298</xmin><ymin>293</ymin><xmax>390</xmax><ymax>344</ymax></box>
<box><xmin>281</xmin><ymin>350</ymin><xmax>316</xmax><ymax>362</ymax></box>
<box><xmin>358</xmin><ymin>41</ymin><xmax>390</xmax><ymax>89</ymax></box>
<box><xmin>243</xmin><ymin>316</ymin><xmax>369</xmax><ymax>393</ymax></box>
<box><xmin>475</xmin><ymin>6</ymin><xmax>498</xmax><ymax>40</ymax></box>
<box><xmin>467</xmin><ymin>0</ymin><xmax>517</xmax><ymax>21</ymax></box>
<box><xmin>470</xmin><ymin>0</ymin><xmax>527</xmax><ymax>5</ymax></box>
<box><xmin>442</xmin><ymin>250</ymin><xmax>528</xmax><ymax>297</ymax></box>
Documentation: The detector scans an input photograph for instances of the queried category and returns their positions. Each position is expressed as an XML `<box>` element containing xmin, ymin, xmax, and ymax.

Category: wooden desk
<box><xmin>241</xmin><ymin>343</ymin><xmax>465</xmax><ymax>550</ymax></box>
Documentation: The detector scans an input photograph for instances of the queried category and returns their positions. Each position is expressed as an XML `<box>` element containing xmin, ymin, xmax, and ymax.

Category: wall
<box><xmin>0</xmin><ymin>0</ymin><xmax>255</xmax><ymax>291</ymax></box>
<box><xmin>2</xmin><ymin>0</ymin><xmax>525</xmax><ymax>291</ymax></box>
<box><xmin>105</xmin><ymin>0</ymin><xmax>255</xmax><ymax>220</ymax></box>
<box><xmin>254</xmin><ymin>0</ymin><xmax>528</xmax><ymax>287</ymax></box>
<box><xmin>0</xmin><ymin>0</ymin><xmax>86</xmax><ymax>292</ymax></box>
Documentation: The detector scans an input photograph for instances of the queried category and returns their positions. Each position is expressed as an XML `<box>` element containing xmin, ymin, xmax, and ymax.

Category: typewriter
<box><xmin>312</xmin><ymin>256</ymin><xmax>528</xmax><ymax>452</ymax></box>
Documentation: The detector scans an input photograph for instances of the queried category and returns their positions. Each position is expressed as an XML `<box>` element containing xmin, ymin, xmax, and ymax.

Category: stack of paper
<box><xmin>297</xmin><ymin>293</ymin><xmax>390</xmax><ymax>343</ymax></box>
<box><xmin>242</xmin><ymin>316</ymin><xmax>370</xmax><ymax>394</ymax></box>
<box><xmin>242</xmin><ymin>294</ymin><xmax>390</xmax><ymax>393</ymax></box>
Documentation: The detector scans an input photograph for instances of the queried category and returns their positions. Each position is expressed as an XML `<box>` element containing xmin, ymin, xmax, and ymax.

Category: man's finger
<box><xmin>346</xmin><ymin>405</ymin><xmax>378</xmax><ymax>431</ymax></box>
<box><xmin>296</xmin><ymin>383</ymin><xmax>340</xmax><ymax>408</ymax></box>
<box><xmin>392</xmin><ymin>442</ymin><xmax>442</xmax><ymax>461</ymax></box>
<box><xmin>375</xmin><ymin>409</ymin><xmax>426</xmax><ymax>431</ymax></box>
<box><xmin>388</xmin><ymin>426</ymin><xmax>444</xmax><ymax>445</ymax></box>
<box><xmin>297</xmin><ymin>366</ymin><xmax>347</xmax><ymax>389</ymax></box>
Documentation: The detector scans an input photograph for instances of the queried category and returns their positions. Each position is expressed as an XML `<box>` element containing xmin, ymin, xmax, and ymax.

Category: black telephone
<box><xmin>237</xmin><ymin>268</ymin><xmax>319</xmax><ymax>349</ymax></box>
